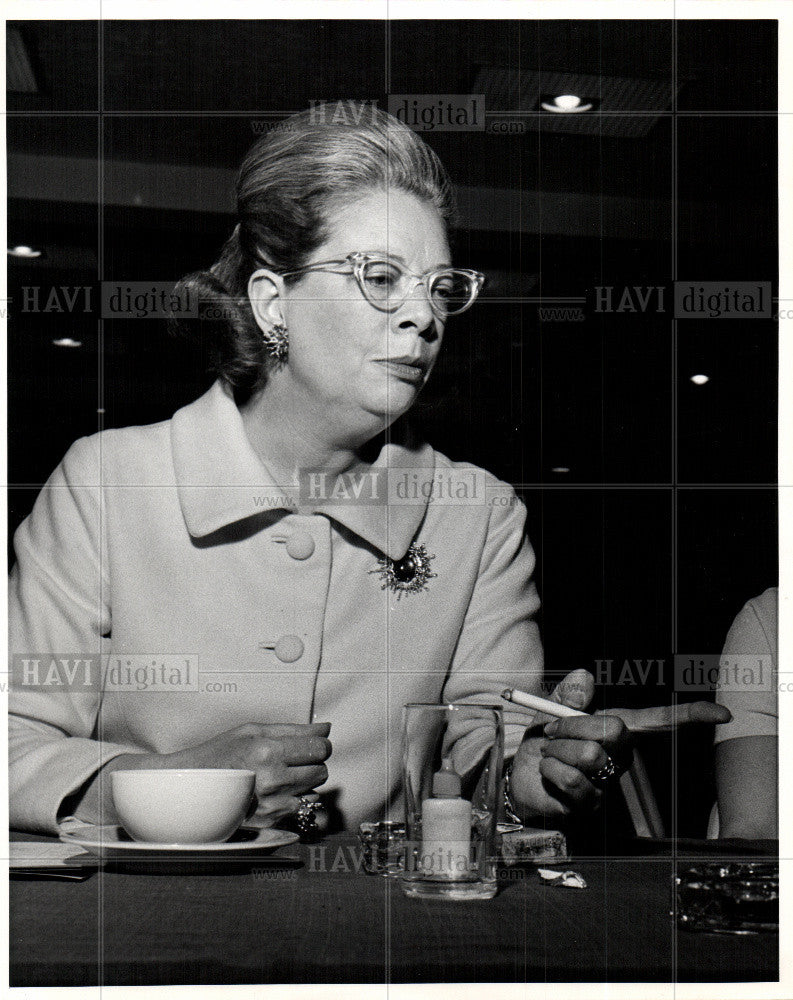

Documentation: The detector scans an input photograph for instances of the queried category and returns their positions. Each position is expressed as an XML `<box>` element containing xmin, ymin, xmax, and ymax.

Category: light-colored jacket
<box><xmin>9</xmin><ymin>380</ymin><xmax>543</xmax><ymax>832</ymax></box>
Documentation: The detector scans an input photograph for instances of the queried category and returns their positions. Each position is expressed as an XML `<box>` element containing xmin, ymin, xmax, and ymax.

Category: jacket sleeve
<box><xmin>9</xmin><ymin>436</ymin><xmax>143</xmax><ymax>833</ymax></box>
<box><xmin>441</xmin><ymin>484</ymin><xmax>544</xmax><ymax>768</ymax></box>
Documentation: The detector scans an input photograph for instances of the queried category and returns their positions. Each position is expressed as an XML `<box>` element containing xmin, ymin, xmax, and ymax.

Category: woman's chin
<box><xmin>364</xmin><ymin>384</ymin><xmax>418</xmax><ymax>420</ymax></box>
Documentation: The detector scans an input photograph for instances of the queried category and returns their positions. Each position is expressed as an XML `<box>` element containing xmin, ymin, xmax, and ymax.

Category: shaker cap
<box><xmin>432</xmin><ymin>757</ymin><xmax>462</xmax><ymax>797</ymax></box>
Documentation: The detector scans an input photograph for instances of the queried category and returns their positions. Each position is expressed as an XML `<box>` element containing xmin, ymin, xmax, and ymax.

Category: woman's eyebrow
<box><xmin>358</xmin><ymin>249</ymin><xmax>407</xmax><ymax>263</ymax></box>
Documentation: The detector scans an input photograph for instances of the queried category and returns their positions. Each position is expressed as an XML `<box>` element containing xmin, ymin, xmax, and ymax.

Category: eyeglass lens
<box><xmin>360</xmin><ymin>259</ymin><xmax>475</xmax><ymax>315</ymax></box>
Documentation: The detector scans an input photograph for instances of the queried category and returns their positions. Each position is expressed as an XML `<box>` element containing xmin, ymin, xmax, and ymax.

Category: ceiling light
<box><xmin>8</xmin><ymin>245</ymin><xmax>42</xmax><ymax>258</ymax></box>
<box><xmin>52</xmin><ymin>338</ymin><xmax>82</xmax><ymax>348</ymax></box>
<box><xmin>541</xmin><ymin>94</ymin><xmax>593</xmax><ymax>114</ymax></box>
<box><xmin>473</xmin><ymin>66</ymin><xmax>677</xmax><ymax>138</ymax></box>
<box><xmin>551</xmin><ymin>466</ymin><xmax>571</xmax><ymax>474</ymax></box>
<box><xmin>690</xmin><ymin>374</ymin><xmax>710</xmax><ymax>386</ymax></box>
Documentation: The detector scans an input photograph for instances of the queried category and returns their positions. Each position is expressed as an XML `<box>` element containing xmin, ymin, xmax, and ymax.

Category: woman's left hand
<box><xmin>533</xmin><ymin>712</ymin><xmax>633</xmax><ymax>812</ymax></box>
<box><xmin>507</xmin><ymin>669</ymin><xmax>629</xmax><ymax>817</ymax></box>
<box><xmin>508</xmin><ymin>668</ymin><xmax>731</xmax><ymax>820</ymax></box>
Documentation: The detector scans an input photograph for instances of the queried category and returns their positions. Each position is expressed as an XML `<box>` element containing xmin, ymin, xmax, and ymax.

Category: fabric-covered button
<box><xmin>274</xmin><ymin>635</ymin><xmax>304</xmax><ymax>662</ymax></box>
<box><xmin>285</xmin><ymin>531</ymin><xmax>315</xmax><ymax>560</ymax></box>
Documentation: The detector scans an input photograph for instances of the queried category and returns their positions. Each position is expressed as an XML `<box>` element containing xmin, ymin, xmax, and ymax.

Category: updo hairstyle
<box><xmin>170</xmin><ymin>104</ymin><xmax>456</xmax><ymax>401</ymax></box>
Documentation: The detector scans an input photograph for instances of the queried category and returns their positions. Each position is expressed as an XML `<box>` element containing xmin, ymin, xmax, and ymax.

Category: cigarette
<box><xmin>502</xmin><ymin>688</ymin><xmax>666</xmax><ymax>838</ymax></box>
<box><xmin>501</xmin><ymin>688</ymin><xmax>587</xmax><ymax>720</ymax></box>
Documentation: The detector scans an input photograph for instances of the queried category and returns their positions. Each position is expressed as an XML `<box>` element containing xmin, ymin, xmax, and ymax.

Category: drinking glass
<box><xmin>400</xmin><ymin>702</ymin><xmax>503</xmax><ymax>900</ymax></box>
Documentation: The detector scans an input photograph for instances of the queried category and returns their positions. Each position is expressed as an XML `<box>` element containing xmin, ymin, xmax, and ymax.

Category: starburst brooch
<box><xmin>370</xmin><ymin>542</ymin><xmax>436</xmax><ymax>598</ymax></box>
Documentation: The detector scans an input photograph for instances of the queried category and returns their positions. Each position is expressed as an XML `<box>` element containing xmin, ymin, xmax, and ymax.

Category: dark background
<box><xmin>7</xmin><ymin>19</ymin><xmax>778</xmax><ymax>839</ymax></box>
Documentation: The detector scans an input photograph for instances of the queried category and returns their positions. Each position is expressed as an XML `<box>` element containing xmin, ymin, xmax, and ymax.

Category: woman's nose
<box><xmin>395</xmin><ymin>281</ymin><xmax>438</xmax><ymax>336</ymax></box>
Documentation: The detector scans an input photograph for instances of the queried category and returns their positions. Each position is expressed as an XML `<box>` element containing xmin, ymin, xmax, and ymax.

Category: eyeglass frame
<box><xmin>278</xmin><ymin>251</ymin><xmax>486</xmax><ymax>318</ymax></box>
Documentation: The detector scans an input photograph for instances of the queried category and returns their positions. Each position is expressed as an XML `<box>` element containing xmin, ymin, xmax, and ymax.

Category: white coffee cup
<box><xmin>111</xmin><ymin>769</ymin><xmax>256</xmax><ymax>844</ymax></box>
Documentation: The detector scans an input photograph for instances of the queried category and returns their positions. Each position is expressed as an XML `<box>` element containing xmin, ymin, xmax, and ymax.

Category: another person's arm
<box><xmin>715</xmin><ymin>736</ymin><xmax>777</xmax><ymax>839</ymax></box>
<box><xmin>714</xmin><ymin>590</ymin><xmax>778</xmax><ymax>839</ymax></box>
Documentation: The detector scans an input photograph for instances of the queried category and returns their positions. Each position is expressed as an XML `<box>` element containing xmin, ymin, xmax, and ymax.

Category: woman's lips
<box><xmin>376</xmin><ymin>360</ymin><xmax>425</xmax><ymax>384</ymax></box>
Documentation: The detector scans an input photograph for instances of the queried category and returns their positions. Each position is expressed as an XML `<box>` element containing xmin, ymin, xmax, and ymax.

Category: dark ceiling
<box><xmin>8</xmin><ymin>19</ymin><xmax>777</xmax><ymax>116</ymax></box>
<box><xmin>7</xmin><ymin>18</ymin><xmax>778</xmax><ymax>494</ymax></box>
<box><xmin>7</xmin><ymin>19</ymin><xmax>777</xmax><ymax>201</ymax></box>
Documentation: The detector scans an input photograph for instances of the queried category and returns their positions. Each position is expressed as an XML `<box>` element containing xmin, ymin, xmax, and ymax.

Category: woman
<box><xmin>10</xmin><ymin>106</ymin><xmax>656</xmax><ymax>835</ymax></box>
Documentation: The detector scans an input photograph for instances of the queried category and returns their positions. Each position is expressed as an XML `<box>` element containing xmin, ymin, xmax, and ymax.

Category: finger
<box><xmin>544</xmin><ymin>714</ymin><xmax>628</xmax><ymax>747</ymax></box>
<box><xmin>241</xmin><ymin>722</ymin><xmax>332</xmax><ymax>739</ymax></box>
<box><xmin>540</xmin><ymin>738</ymin><xmax>610</xmax><ymax>774</ymax></box>
<box><xmin>255</xmin><ymin>763</ymin><xmax>328</xmax><ymax>797</ymax></box>
<box><xmin>244</xmin><ymin>814</ymin><xmax>275</xmax><ymax>829</ymax></box>
<box><xmin>284</xmin><ymin>763</ymin><xmax>329</xmax><ymax>795</ymax></box>
<box><xmin>250</xmin><ymin>791</ymin><xmax>323</xmax><ymax>828</ymax></box>
<box><xmin>538</xmin><ymin>755</ymin><xmax>601</xmax><ymax>809</ymax></box>
<box><xmin>549</xmin><ymin>669</ymin><xmax>594</xmax><ymax>712</ymax></box>
<box><xmin>279</xmin><ymin>735</ymin><xmax>332</xmax><ymax>765</ymax></box>
<box><xmin>255</xmin><ymin>792</ymin><xmax>319</xmax><ymax>811</ymax></box>
<box><xmin>254</xmin><ymin>762</ymin><xmax>290</xmax><ymax>797</ymax></box>
<box><xmin>688</xmin><ymin>702</ymin><xmax>732</xmax><ymax>724</ymax></box>
<box><xmin>250</xmin><ymin>735</ymin><xmax>331</xmax><ymax>768</ymax></box>
<box><xmin>594</xmin><ymin>701</ymin><xmax>732</xmax><ymax>733</ymax></box>
<box><xmin>248</xmin><ymin>794</ymin><xmax>308</xmax><ymax>826</ymax></box>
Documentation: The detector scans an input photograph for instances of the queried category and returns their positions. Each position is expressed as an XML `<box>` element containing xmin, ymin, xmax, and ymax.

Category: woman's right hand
<box><xmin>83</xmin><ymin>723</ymin><xmax>332</xmax><ymax>828</ymax></box>
<box><xmin>164</xmin><ymin>722</ymin><xmax>332</xmax><ymax>826</ymax></box>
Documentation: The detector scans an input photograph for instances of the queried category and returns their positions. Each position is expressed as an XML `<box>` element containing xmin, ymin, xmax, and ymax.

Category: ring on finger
<box><xmin>296</xmin><ymin>795</ymin><xmax>324</xmax><ymax>841</ymax></box>
<box><xmin>589</xmin><ymin>752</ymin><xmax>621</xmax><ymax>787</ymax></box>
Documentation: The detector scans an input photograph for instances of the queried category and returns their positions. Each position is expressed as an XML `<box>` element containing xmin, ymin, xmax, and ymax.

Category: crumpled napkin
<box><xmin>537</xmin><ymin>868</ymin><xmax>587</xmax><ymax>889</ymax></box>
<box><xmin>58</xmin><ymin>816</ymin><xmax>97</xmax><ymax>834</ymax></box>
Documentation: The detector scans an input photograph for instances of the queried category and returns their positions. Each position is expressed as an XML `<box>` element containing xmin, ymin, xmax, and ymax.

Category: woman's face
<box><xmin>278</xmin><ymin>188</ymin><xmax>450</xmax><ymax>433</ymax></box>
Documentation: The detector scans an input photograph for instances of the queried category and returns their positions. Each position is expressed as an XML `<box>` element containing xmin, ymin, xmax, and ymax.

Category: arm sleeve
<box><xmin>9</xmin><ymin>436</ymin><xmax>144</xmax><ymax>833</ymax></box>
<box><xmin>714</xmin><ymin>591</ymin><xmax>778</xmax><ymax>745</ymax></box>
<box><xmin>441</xmin><ymin>486</ymin><xmax>544</xmax><ymax>770</ymax></box>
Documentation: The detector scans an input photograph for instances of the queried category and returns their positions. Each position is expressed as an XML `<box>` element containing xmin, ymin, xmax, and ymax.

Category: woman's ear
<box><xmin>247</xmin><ymin>269</ymin><xmax>286</xmax><ymax>334</ymax></box>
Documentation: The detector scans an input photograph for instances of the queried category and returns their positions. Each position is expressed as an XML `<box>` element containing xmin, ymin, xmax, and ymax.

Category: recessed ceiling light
<box><xmin>8</xmin><ymin>245</ymin><xmax>42</xmax><ymax>258</ymax></box>
<box><xmin>551</xmin><ymin>466</ymin><xmax>571</xmax><ymax>474</ymax></box>
<box><xmin>541</xmin><ymin>94</ymin><xmax>593</xmax><ymax>114</ymax></box>
<box><xmin>690</xmin><ymin>374</ymin><xmax>710</xmax><ymax>386</ymax></box>
<box><xmin>52</xmin><ymin>338</ymin><xmax>82</xmax><ymax>348</ymax></box>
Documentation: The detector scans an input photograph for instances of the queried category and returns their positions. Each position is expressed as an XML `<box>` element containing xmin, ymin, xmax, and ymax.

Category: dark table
<box><xmin>10</xmin><ymin>833</ymin><xmax>778</xmax><ymax>986</ymax></box>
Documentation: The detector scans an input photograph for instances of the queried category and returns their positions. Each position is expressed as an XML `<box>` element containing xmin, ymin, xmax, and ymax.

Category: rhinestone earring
<box><xmin>261</xmin><ymin>322</ymin><xmax>289</xmax><ymax>364</ymax></box>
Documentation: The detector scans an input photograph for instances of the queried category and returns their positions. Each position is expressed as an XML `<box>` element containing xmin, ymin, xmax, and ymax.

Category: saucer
<box><xmin>59</xmin><ymin>824</ymin><xmax>298</xmax><ymax>859</ymax></box>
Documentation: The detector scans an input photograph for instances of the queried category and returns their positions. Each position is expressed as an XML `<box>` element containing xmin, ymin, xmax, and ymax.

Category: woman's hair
<box><xmin>171</xmin><ymin>104</ymin><xmax>456</xmax><ymax>401</ymax></box>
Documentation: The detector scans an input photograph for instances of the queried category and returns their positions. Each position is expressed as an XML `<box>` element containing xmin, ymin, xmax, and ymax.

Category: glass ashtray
<box><xmin>674</xmin><ymin>861</ymin><xmax>778</xmax><ymax>934</ymax></box>
<box><xmin>357</xmin><ymin>821</ymin><xmax>406</xmax><ymax>876</ymax></box>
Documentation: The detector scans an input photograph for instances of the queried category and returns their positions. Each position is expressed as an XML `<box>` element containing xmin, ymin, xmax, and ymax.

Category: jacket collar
<box><xmin>170</xmin><ymin>380</ymin><xmax>435</xmax><ymax>560</ymax></box>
